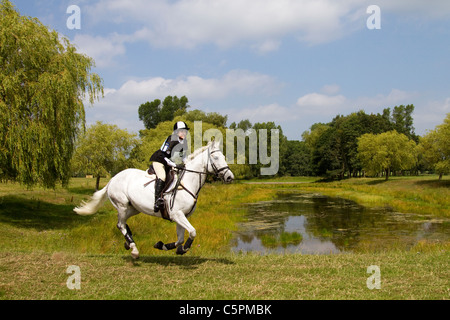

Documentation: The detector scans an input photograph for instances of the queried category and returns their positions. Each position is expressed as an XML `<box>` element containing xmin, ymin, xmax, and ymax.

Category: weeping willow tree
<box><xmin>0</xmin><ymin>0</ymin><xmax>103</xmax><ymax>188</ymax></box>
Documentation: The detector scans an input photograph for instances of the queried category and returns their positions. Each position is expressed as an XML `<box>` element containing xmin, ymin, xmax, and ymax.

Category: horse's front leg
<box><xmin>153</xmin><ymin>223</ymin><xmax>185</xmax><ymax>251</ymax></box>
<box><xmin>172</xmin><ymin>210</ymin><xmax>196</xmax><ymax>255</ymax></box>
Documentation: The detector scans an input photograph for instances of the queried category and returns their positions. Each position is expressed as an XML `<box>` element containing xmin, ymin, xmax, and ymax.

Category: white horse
<box><xmin>74</xmin><ymin>140</ymin><xmax>234</xmax><ymax>259</ymax></box>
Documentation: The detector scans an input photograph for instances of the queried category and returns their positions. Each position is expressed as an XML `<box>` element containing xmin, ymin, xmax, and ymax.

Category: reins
<box><xmin>168</xmin><ymin>147</ymin><xmax>231</xmax><ymax>214</ymax></box>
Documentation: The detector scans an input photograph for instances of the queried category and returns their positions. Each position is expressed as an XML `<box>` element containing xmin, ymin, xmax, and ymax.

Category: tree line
<box><xmin>72</xmin><ymin>96</ymin><xmax>450</xmax><ymax>188</ymax></box>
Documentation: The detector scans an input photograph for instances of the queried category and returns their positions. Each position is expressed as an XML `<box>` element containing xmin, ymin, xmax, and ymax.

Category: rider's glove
<box><xmin>176</xmin><ymin>163</ymin><xmax>185</xmax><ymax>170</ymax></box>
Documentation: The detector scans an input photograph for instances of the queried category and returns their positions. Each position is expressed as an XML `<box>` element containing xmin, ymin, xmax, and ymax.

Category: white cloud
<box><xmin>85</xmin><ymin>0</ymin><xmax>362</xmax><ymax>50</ymax></box>
<box><xmin>413</xmin><ymin>97</ymin><xmax>450</xmax><ymax>135</ymax></box>
<box><xmin>85</xmin><ymin>70</ymin><xmax>282</xmax><ymax>131</ymax></box>
<box><xmin>294</xmin><ymin>88</ymin><xmax>416</xmax><ymax>116</ymax></box>
<box><xmin>73</xmin><ymin>34</ymin><xmax>127</xmax><ymax>68</ymax></box>
<box><xmin>296</xmin><ymin>93</ymin><xmax>347</xmax><ymax>115</ymax></box>
<box><xmin>231</xmin><ymin>103</ymin><xmax>292</xmax><ymax>124</ymax></box>
<box><xmin>353</xmin><ymin>89</ymin><xmax>417</xmax><ymax>112</ymax></box>
<box><xmin>105</xmin><ymin>69</ymin><xmax>281</xmax><ymax>103</ymax></box>
<box><xmin>75</xmin><ymin>0</ymin><xmax>450</xmax><ymax>66</ymax></box>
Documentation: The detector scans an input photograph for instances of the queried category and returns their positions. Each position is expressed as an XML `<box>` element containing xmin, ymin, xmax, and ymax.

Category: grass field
<box><xmin>0</xmin><ymin>176</ymin><xmax>449</xmax><ymax>300</ymax></box>
<box><xmin>1</xmin><ymin>250</ymin><xmax>448</xmax><ymax>300</ymax></box>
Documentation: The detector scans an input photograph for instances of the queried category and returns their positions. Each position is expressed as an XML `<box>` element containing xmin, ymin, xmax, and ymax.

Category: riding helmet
<box><xmin>174</xmin><ymin>121</ymin><xmax>190</xmax><ymax>131</ymax></box>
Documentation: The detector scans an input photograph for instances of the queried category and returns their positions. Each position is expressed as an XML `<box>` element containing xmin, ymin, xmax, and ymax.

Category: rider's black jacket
<box><xmin>150</xmin><ymin>134</ymin><xmax>188</xmax><ymax>167</ymax></box>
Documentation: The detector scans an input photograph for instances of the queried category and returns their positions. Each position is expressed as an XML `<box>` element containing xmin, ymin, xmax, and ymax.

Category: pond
<box><xmin>231</xmin><ymin>192</ymin><xmax>450</xmax><ymax>254</ymax></box>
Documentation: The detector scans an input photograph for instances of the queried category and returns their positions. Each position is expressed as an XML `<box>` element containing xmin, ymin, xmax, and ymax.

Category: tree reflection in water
<box><xmin>231</xmin><ymin>192</ymin><xmax>449</xmax><ymax>254</ymax></box>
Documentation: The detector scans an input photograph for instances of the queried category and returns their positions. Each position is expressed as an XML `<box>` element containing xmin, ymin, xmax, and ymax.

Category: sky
<box><xmin>11</xmin><ymin>0</ymin><xmax>450</xmax><ymax>140</ymax></box>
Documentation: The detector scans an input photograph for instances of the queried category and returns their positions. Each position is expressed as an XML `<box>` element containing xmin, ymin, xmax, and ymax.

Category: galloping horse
<box><xmin>74</xmin><ymin>140</ymin><xmax>234</xmax><ymax>259</ymax></box>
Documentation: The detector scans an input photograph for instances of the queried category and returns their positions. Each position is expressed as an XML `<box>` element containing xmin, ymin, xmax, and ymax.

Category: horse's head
<box><xmin>208</xmin><ymin>140</ymin><xmax>234</xmax><ymax>183</ymax></box>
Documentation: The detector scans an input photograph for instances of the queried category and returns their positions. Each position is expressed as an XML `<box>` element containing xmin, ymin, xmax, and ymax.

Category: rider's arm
<box><xmin>164</xmin><ymin>157</ymin><xmax>177</xmax><ymax>168</ymax></box>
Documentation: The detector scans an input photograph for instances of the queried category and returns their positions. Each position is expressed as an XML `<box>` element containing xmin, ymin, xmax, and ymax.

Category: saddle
<box><xmin>147</xmin><ymin>165</ymin><xmax>176</xmax><ymax>194</ymax></box>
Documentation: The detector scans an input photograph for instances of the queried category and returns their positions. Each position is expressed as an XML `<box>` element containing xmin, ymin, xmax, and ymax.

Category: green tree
<box><xmin>332</xmin><ymin>110</ymin><xmax>392</xmax><ymax>177</ymax></box>
<box><xmin>72</xmin><ymin>122</ymin><xmax>138</xmax><ymax>190</ymax></box>
<box><xmin>138</xmin><ymin>96</ymin><xmax>189</xmax><ymax>129</ymax></box>
<box><xmin>357</xmin><ymin>130</ymin><xmax>417</xmax><ymax>180</ymax></box>
<box><xmin>283</xmin><ymin>140</ymin><xmax>312</xmax><ymax>176</ymax></box>
<box><xmin>311</xmin><ymin>126</ymin><xmax>342</xmax><ymax>177</ymax></box>
<box><xmin>229</xmin><ymin>119</ymin><xmax>252</xmax><ymax>132</ymax></box>
<box><xmin>183</xmin><ymin>109</ymin><xmax>228</xmax><ymax>127</ymax></box>
<box><xmin>386</xmin><ymin>105</ymin><xmax>418</xmax><ymax>141</ymax></box>
<box><xmin>419</xmin><ymin>113</ymin><xmax>450</xmax><ymax>180</ymax></box>
<box><xmin>0</xmin><ymin>0</ymin><xmax>103</xmax><ymax>187</ymax></box>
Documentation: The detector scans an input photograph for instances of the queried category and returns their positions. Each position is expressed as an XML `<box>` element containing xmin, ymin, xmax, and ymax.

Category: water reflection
<box><xmin>231</xmin><ymin>192</ymin><xmax>450</xmax><ymax>254</ymax></box>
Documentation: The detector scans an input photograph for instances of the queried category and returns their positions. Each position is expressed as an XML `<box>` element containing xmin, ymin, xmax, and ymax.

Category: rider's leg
<box><xmin>153</xmin><ymin>162</ymin><xmax>166</xmax><ymax>212</ymax></box>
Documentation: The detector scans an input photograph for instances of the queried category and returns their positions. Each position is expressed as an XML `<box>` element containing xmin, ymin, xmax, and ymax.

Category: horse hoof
<box><xmin>176</xmin><ymin>246</ymin><xmax>187</xmax><ymax>255</ymax></box>
<box><xmin>130</xmin><ymin>243</ymin><xmax>139</xmax><ymax>259</ymax></box>
<box><xmin>124</xmin><ymin>242</ymin><xmax>130</xmax><ymax>250</ymax></box>
<box><xmin>131</xmin><ymin>252</ymin><xmax>140</xmax><ymax>260</ymax></box>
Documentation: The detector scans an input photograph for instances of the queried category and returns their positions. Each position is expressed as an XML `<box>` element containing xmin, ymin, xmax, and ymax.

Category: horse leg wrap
<box><xmin>176</xmin><ymin>238</ymin><xmax>194</xmax><ymax>255</ymax></box>
<box><xmin>176</xmin><ymin>245</ymin><xmax>186</xmax><ymax>255</ymax></box>
<box><xmin>154</xmin><ymin>241</ymin><xmax>177</xmax><ymax>251</ymax></box>
<box><xmin>125</xmin><ymin>224</ymin><xmax>133</xmax><ymax>236</ymax></box>
<box><xmin>184</xmin><ymin>238</ymin><xmax>194</xmax><ymax>250</ymax></box>
<box><xmin>154</xmin><ymin>241</ymin><xmax>164</xmax><ymax>250</ymax></box>
<box><xmin>164</xmin><ymin>242</ymin><xmax>177</xmax><ymax>250</ymax></box>
<box><xmin>125</xmin><ymin>233</ymin><xmax>134</xmax><ymax>245</ymax></box>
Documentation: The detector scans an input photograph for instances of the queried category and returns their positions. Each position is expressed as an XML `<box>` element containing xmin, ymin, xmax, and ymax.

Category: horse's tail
<box><xmin>74</xmin><ymin>184</ymin><xmax>109</xmax><ymax>216</ymax></box>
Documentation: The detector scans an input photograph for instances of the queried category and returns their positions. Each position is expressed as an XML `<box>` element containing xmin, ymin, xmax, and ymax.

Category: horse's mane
<box><xmin>186</xmin><ymin>141</ymin><xmax>213</xmax><ymax>162</ymax></box>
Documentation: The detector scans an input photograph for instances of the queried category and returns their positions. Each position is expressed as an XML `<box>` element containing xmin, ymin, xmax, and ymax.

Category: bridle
<box><xmin>208</xmin><ymin>149</ymin><xmax>231</xmax><ymax>181</ymax></box>
<box><xmin>178</xmin><ymin>147</ymin><xmax>231</xmax><ymax>181</ymax></box>
<box><xmin>169</xmin><ymin>147</ymin><xmax>231</xmax><ymax>213</ymax></box>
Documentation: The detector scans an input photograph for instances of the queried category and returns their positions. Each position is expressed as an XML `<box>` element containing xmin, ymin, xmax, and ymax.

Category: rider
<box><xmin>150</xmin><ymin>121</ymin><xmax>189</xmax><ymax>213</ymax></box>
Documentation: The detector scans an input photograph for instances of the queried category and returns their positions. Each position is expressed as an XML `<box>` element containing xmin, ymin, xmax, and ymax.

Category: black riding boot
<box><xmin>154</xmin><ymin>178</ymin><xmax>165</xmax><ymax>213</ymax></box>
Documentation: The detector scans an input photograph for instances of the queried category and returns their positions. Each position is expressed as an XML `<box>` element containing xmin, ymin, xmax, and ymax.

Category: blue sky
<box><xmin>11</xmin><ymin>0</ymin><xmax>450</xmax><ymax>140</ymax></box>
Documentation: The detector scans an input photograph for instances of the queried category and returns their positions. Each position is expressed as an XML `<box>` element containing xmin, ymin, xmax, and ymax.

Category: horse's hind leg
<box><xmin>116</xmin><ymin>206</ymin><xmax>140</xmax><ymax>259</ymax></box>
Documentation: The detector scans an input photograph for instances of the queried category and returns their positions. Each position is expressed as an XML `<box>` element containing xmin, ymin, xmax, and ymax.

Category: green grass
<box><xmin>0</xmin><ymin>176</ymin><xmax>449</xmax><ymax>300</ymax></box>
<box><xmin>1</xmin><ymin>250</ymin><xmax>448</xmax><ymax>300</ymax></box>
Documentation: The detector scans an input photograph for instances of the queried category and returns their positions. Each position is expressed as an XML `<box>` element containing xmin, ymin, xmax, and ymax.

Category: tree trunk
<box><xmin>96</xmin><ymin>175</ymin><xmax>101</xmax><ymax>191</ymax></box>
<box><xmin>385</xmin><ymin>168</ymin><xmax>390</xmax><ymax>181</ymax></box>
<box><xmin>439</xmin><ymin>172</ymin><xmax>443</xmax><ymax>181</ymax></box>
